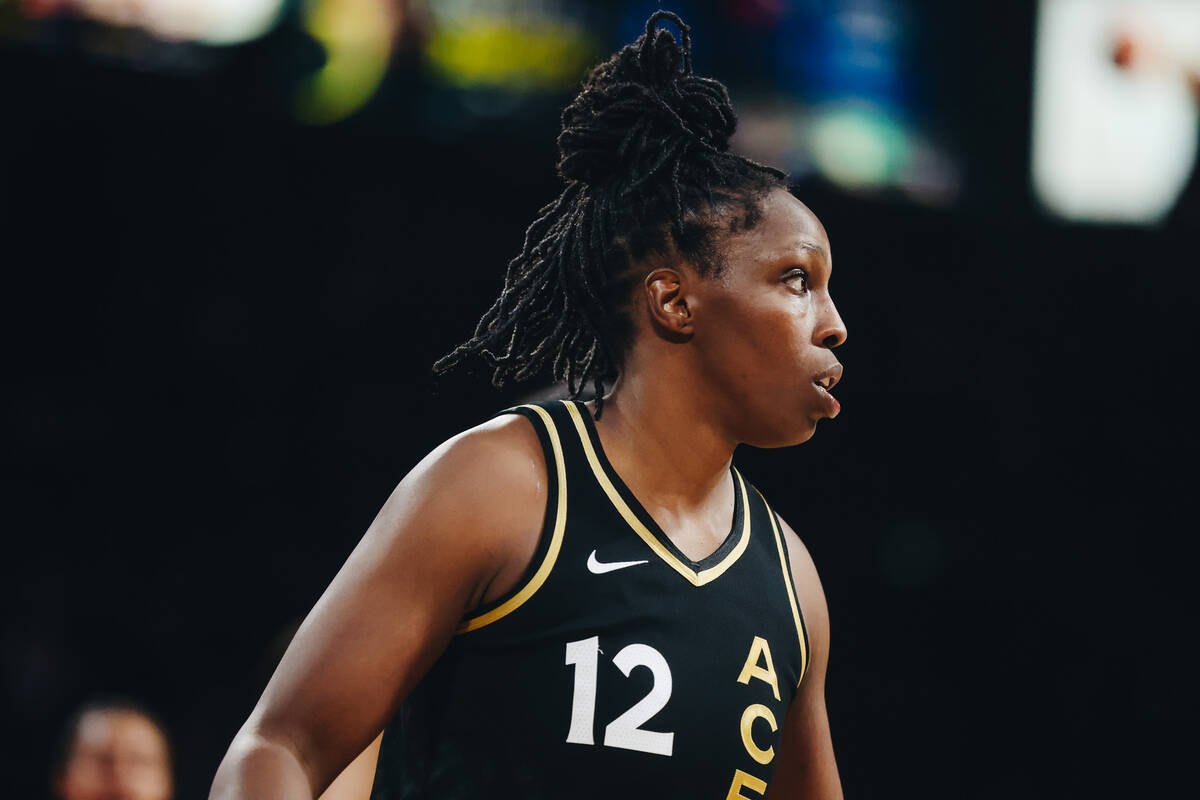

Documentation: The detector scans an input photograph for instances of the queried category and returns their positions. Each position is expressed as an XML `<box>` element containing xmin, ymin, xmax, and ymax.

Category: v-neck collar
<box><xmin>561</xmin><ymin>400</ymin><xmax>752</xmax><ymax>587</ymax></box>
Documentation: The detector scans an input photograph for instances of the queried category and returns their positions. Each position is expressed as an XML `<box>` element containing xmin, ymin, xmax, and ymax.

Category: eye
<box><xmin>784</xmin><ymin>267</ymin><xmax>809</xmax><ymax>294</ymax></box>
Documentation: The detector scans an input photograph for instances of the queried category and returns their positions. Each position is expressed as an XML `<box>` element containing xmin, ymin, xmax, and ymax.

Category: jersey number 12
<box><xmin>564</xmin><ymin>636</ymin><xmax>674</xmax><ymax>757</ymax></box>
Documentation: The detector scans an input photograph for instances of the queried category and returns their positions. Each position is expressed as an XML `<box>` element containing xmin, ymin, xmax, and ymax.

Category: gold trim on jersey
<box><xmin>457</xmin><ymin>404</ymin><xmax>568</xmax><ymax>633</ymax></box>
<box><xmin>759</xmin><ymin>491</ymin><xmax>809</xmax><ymax>686</ymax></box>
<box><xmin>563</xmin><ymin>400</ymin><xmax>751</xmax><ymax>587</ymax></box>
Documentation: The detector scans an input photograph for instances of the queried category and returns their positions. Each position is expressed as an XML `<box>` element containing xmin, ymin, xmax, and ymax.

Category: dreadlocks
<box><xmin>433</xmin><ymin>10</ymin><xmax>788</xmax><ymax>415</ymax></box>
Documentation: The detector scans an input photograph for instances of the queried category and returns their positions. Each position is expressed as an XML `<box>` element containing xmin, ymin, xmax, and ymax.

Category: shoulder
<box><xmin>370</xmin><ymin>409</ymin><xmax>550</xmax><ymax>608</ymax></box>
<box><xmin>408</xmin><ymin>410</ymin><xmax>547</xmax><ymax>495</ymax></box>
<box><xmin>394</xmin><ymin>409</ymin><xmax>548</xmax><ymax>537</ymax></box>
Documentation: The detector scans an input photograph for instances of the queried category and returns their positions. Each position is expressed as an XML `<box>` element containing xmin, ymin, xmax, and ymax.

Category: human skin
<box><xmin>314</xmin><ymin>734</ymin><xmax>381</xmax><ymax>800</ymax></box>
<box><xmin>57</xmin><ymin>710</ymin><xmax>173</xmax><ymax>800</ymax></box>
<box><xmin>209</xmin><ymin>186</ymin><xmax>847</xmax><ymax>800</ymax></box>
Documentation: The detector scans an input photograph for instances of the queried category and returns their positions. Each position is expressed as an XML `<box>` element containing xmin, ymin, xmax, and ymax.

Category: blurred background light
<box><xmin>74</xmin><ymin>0</ymin><xmax>138</xmax><ymax>29</ymax></box>
<box><xmin>808</xmin><ymin>100</ymin><xmax>909</xmax><ymax>189</ymax></box>
<box><xmin>153</xmin><ymin>0</ymin><xmax>286</xmax><ymax>46</ymax></box>
<box><xmin>1</xmin><ymin>0</ymin><xmax>961</xmax><ymax>196</ymax></box>
<box><xmin>728</xmin><ymin>0</ymin><xmax>959</xmax><ymax>203</ymax></box>
<box><xmin>24</xmin><ymin>0</ymin><xmax>287</xmax><ymax>44</ymax></box>
<box><xmin>294</xmin><ymin>0</ymin><xmax>397</xmax><ymax>125</ymax></box>
<box><xmin>1032</xmin><ymin>0</ymin><xmax>1200</xmax><ymax>225</ymax></box>
<box><xmin>424</xmin><ymin>1</ymin><xmax>597</xmax><ymax>92</ymax></box>
<box><xmin>785</xmin><ymin>0</ymin><xmax>906</xmax><ymax>106</ymax></box>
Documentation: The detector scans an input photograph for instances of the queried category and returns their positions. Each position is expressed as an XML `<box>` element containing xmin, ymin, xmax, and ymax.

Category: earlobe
<box><xmin>644</xmin><ymin>268</ymin><xmax>694</xmax><ymax>341</ymax></box>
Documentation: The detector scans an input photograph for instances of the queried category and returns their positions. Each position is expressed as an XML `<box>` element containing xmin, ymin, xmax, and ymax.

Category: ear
<box><xmin>642</xmin><ymin>267</ymin><xmax>694</xmax><ymax>342</ymax></box>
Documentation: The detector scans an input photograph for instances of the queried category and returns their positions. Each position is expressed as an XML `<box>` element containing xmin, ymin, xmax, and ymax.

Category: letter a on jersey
<box><xmin>736</xmin><ymin>636</ymin><xmax>780</xmax><ymax>702</ymax></box>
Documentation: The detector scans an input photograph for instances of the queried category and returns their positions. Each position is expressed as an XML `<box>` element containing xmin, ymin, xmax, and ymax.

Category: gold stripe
<box><xmin>563</xmin><ymin>401</ymin><xmax>751</xmax><ymax>587</ymax></box>
<box><xmin>760</xmin><ymin>491</ymin><xmax>808</xmax><ymax>686</ymax></box>
<box><xmin>457</xmin><ymin>404</ymin><xmax>567</xmax><ymax>633</ymax></box>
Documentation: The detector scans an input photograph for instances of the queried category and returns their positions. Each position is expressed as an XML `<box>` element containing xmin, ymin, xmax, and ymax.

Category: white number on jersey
<box><xmin>563</xmin><ymin>637</ymin><xmax>675</xmax><ymax>757</ymax></box>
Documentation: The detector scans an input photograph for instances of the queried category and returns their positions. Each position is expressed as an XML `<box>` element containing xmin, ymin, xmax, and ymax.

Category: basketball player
<box><xmin>211</xmin><ymin>12</ymin><xmax>846</xmax><ymax>799</ymax></box>
<box><xmin>55</xmin><ymin>699</ymin><xmax>173</xmax><ymax>800</ymax></box>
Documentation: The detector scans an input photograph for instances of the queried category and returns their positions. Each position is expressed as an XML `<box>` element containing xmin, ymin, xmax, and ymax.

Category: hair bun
<box><xmin>556</xmin><ymin>11</ymin><xmax>737</xmax><ymax>187</ymax></box>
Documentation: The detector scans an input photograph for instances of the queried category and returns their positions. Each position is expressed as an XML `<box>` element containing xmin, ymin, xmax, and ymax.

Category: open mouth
<box><xmin>812</xmin><ymin>364</ymin><xmax>842</xmax><ymax>392</ymax></box>
<box><xmin>811</xmin><ymin>364</ymin><xmax>843</xmax><ymax>416</ymax></box>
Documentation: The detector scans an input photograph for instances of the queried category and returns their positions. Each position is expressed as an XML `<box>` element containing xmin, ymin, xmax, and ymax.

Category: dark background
<box><xmin>3</xmin><ymin>2</ymin><xmax>1196</xmax><ymax>798</ymax></box>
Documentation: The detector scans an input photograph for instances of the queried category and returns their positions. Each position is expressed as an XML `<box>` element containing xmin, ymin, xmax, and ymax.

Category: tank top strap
<box><xmin>747</xmin><ymin>485</ymin><xmax>812</xmax><ymax>687</ymax></box>
<box><xmin>492</xmin><ymin>399</ymin><xmax>604</xmax><ymax>500</ymax></box>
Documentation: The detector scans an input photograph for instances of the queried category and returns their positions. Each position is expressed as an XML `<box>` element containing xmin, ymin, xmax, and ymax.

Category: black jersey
<box><xmin>370</xmin><ymin>399</ymin><xmax>810</xmax><ymax>800</ymax></box>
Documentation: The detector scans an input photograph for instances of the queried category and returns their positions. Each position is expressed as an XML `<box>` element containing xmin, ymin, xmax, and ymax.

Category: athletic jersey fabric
<box><xmin>370</xmin><ymin>399</ymin><xmax>810</xmax><ymax>800</ymax></box>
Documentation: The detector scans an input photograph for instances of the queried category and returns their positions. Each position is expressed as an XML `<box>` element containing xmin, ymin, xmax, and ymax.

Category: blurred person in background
<box><xmin>53</xmin><ymin>699</ymin><xmax>172</xmax><ymax>800</ymax></box>
<box><xmin>212</xmin><ymin>11</ymin><xmax>846</xmax><ymax>800</ymax></box>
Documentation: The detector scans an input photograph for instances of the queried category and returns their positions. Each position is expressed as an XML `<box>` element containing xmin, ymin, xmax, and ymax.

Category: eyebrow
<box><xmin>796</xmin><ymin>241</ymin><xmax>828</xmax><ymax>261</ymax></box>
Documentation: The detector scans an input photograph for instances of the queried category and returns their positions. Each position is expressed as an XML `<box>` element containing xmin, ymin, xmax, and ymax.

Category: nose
<box><xmin>816</xmin><ymin>298</ymin><xmax>847</xmax><ymax>349</ymax></box>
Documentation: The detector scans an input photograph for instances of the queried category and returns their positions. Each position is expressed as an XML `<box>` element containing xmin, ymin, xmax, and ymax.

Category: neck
<box><xmin>589</xmin><ymin>351</ymin><xmax>735</xmax><ymax>512</ymax></box>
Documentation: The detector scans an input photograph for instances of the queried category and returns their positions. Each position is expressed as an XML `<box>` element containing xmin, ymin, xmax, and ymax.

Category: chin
<box><xmin>786</xmin><ymin>420</ymin><xmax>819</xmax><ymax>447</ymax></box>
<box><xmin>745</xmin><ymin>417</ymin><xmax>818</xmax><ymax>449</ymax></box>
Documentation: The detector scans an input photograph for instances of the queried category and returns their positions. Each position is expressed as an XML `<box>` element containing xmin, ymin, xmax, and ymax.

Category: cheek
<box><xmin>700</xmin><ymin>298</ymin><xmax>814</xmax><ymax>386</ymax></box>
<box><xmin>730</xmin><ymin>300</ymin><xmax>811</xmax><ymax>365</ymax></box>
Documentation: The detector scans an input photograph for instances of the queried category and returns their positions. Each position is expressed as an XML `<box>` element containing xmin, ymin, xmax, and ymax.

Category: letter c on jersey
<box><xmin>739</xmin><ymin>704</ymin><xmax>778</xmax><ymax>765</ymax></box>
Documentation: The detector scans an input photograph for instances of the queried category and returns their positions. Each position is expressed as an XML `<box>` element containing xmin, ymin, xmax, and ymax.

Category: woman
<box><xmin>211</xmin><ymin>12</ymin><xmax>846</xmax><ymax>800</ymax></box>
<box><xmin>56</xmin><ymin>699</ymin><xmax>173</xmax><ymax>800</ymax></box>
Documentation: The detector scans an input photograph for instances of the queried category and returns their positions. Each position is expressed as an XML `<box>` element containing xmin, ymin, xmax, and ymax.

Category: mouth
<box><xmin>811</xmin><ymin>363</ymin><xmax>843</xmax><ymax>417</ymax></box>
<box><xmin>812</xmin><ymin>363</ymin><xmax>843</xmax><ymax>391</ymax></box>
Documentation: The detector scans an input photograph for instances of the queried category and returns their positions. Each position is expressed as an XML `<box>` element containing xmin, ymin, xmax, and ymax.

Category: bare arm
<box><xmin>209</xmin><ymin>415</ymin><xmax>547</xmax><ymax>800</ymax></box>
<box><xmin>317</xmin><ymin>734</ymin><xmax>381</xmax><ymax>800</ymax></box>
<box><xmin>766</xmin><ymin>517</ymin><xmax>843</xmax><ymax>800</ymax></box>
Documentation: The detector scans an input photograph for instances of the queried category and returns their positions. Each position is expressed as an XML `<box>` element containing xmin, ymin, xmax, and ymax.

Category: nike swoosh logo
<box><xmin>587</xmin><ymin>550</ymin><xmax>649</xmax><ymax>574</ymax></box>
